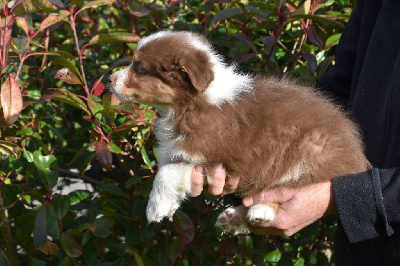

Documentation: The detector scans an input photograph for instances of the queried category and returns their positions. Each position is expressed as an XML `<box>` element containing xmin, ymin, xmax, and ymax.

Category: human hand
<box><xmin>242</xmin><ymin>181</ymin><xmax>336</xmax><ymax>236</ymax></box>
<box><xmin>189</xmin><ymin>164</ymin><xmax>239</xmax><ymax>197</ymax></box>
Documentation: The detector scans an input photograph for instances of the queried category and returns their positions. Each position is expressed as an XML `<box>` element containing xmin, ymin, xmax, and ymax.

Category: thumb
<box><xmin>242</xmin><ymin>187</ymin><xmax>296</xmax><ymax>207</ymax></box>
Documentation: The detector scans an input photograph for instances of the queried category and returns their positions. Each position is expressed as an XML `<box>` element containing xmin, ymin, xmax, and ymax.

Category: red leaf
<box><xmin>92</xmin><ymin>81</ymin><xmax>105</xmax><ymax>96</ymax></box>
<box><xmin>96</xmin><ymin>139</ymin><xmax>112</xmax><ymax>170</ymax></box>
<box><xmin>1</xmin><ymin>76</ymin><xmax>23</xmax><ymax>124</ymax></box>
<box><xmin>54</xmin><ymin>68</ymin><xmax>82</xmax><ymax>85</ymax></box>
<box><xmin>307</xmin><ymin>25</ymin><xmax>324</xmax><ymax>48</ymax></box>
<box><xmin>173</xmin><ymin>210</ymin><xmax>195</xmax><ymax>244</ymax></box>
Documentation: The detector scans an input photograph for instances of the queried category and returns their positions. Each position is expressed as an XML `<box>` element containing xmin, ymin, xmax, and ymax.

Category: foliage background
<box><xmin>0</xmin><ymin>0</ymin><xmax>354</xmax><ymax>265</ymax></box>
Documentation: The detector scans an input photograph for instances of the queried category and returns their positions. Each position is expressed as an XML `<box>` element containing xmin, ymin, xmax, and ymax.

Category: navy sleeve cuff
<box><xmin>333</xmin><ymin>169</ymin><xmax>394</xmax><ymax>243</ymax></box>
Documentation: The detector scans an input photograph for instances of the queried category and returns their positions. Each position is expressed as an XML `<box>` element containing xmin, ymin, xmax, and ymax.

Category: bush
<box><xmin>0</xmin><ymin>0</ymin><xmax>352</xmax><ymax>265</ymax></box>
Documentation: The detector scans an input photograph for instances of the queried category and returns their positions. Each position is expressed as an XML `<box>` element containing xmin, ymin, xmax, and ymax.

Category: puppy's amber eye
<box><xmin>135</xmin><ymin>63</ymin><xmax>148</xmax><ymax>75</ymax></box>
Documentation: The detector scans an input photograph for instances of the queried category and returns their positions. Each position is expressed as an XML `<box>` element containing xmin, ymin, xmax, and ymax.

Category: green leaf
<box><xmin>265</xmin><ymin>250</ymin><xmax>282</xmax><ymax>263</ymax></box>
<box><xmin>293</xmin><ymin>258</ymin><xmax>305</xmax><ymax>266</ymax></box>
<box><xmin>211</xmin><ymin>8</ymin><xmax>243</xmax><ymax>23</ymax></box>
<box><xmin>326</xmin><ymin>33</ymin><xmax>342</xmax><ymax>46</ymax></box>
<box><xmin>54</xmin><ymin>68</ymin><xmax>83</xmax><ymax>85</ymax></box>
<box><xmin>46</xmin><ymin>203</ymin><xmax>60</xmax><ymax>239</ymax></box>
<box><xmin>79</xmin><ymin>0</ymin><xmax>116</xmax><ymax>12</ymax></box>
<box><xmin>13</xmin><ymin>0</ymin><xmax>58</xmax><ymax>16</ymax></box>
<box><xmin>87</xmin><ymin>95</ymin><xmax>103</xmax><ymax>115</ymax></box>
<box><xmin>108</xmin><ymin>142</ymin><xmax>122</xmax><ymax>154</ymax></box>
<box><xmin>60</xmin><ymin>232</ymin><xmax>82</xmax><ymax>258</ymax></box>
<box><xmin>29</xmin><ymin>50</ymin><xmax>75</xmax><ymax>60</ymax></box>
<box><xmin>33</xmin><ymin>204</ymin><xmax>47</xmax><ymax>249</ymax></box>
<box><xmin>46</xmin><ymin>88</ymin><xmax>89</xmax><ymax>113</ymax></box>
<box><xmin>129</xmin><ymin>2</ymin><xmax>150</xmax><ymax>17</ymax></box>
<box><xmin>173</xmin><ymin>210</ymin><xmax>194</xmax><ymax>244</ymax></box>
<box><xmin>125</xmin><ymin>176</ymin><xmax>142</xmax><ymax>188</ymax></box>
<box><xmin>52</xmin><ymin>194</ymin><xmax>70</xmax><ymax>219</ymax></box>
<box><xmin>68</xmin><ymin>190</ymin><xmax>90</xmax><ymax>205</ymax></box>
<box><xmin>98</xmin><ymin>183</ymin><xmax>125</xmax><ymax>196</ymax></box>
<box><xmin>33</xmin><ymin>151</ymin><xmax>58</xmax><ymax>190</ymax></box>
<box><xmin>88</xmin><ymin>32</ymin><xmax>140</xmax><ymax>45</ymax></box>
<box><xmin>92</xmin><ymin>217</ymin><xmax>112</xmax><ymax>238</ymax></box>
<box><xmin>39</xmin><ymin>10</ymin><xmax>71</xmax><ymax>32</ymax></box>
<box><xmin>289</xmin><ymin>14</ymin><xmax>345</xmax><ymax>28</ymax></box>
<box><xmin>50</xmin><ymin>57</ymin><xmax>83</xmax><ymax>80</ymax></box>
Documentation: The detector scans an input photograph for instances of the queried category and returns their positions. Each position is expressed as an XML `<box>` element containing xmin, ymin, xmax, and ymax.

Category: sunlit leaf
<box><xmin>50</xmin><ymin>57</ymin><xmax>83</xmax><ymax>80</ymax></box>
<box><xmin>0</xmin><ymin>140</ymin><xmax>21</xmax><ymax>159</ymax></box>
<box><xmin>88</xmin><ymin>32</ymin><xmax>140</xmax><ymax>45</ymax></box>
<box><xmin>289</xmin><ymin>14</ymin><xmax>345</xmax><ymax>28</ymax></box>
<box><xmin>44</xmin><ymin>88</ymin><xmax>89</xmax><ymax>113</ymax></box>
<box><xmin>129</xmin><ymin>2</ymin><xmax>150</xmax><ymax>17</ymax></box>
<box><xmin>96</xmin><ymin>139</ymin><xmax>112</xmax><ymax>170</ymax></box>
<box><xmin>13</xmin><ymin>0</ymin><xmax>58</xmax><ymax>16</ymax></box>
<box><xmin>29</xmin><ymin>50</ymin><xmax>75</xmax><ymax>60</ymax></box>
<box><xmin>1</xmin><ymin>75</ymin><xmax>23</xmax><ymax>124</ymax></box>
<box><xmin>265</xmin><ymin>250</ymin><xmax>282</xmax><ymax>263</ymax></box>
<box><xmin>92</xmin><ymin>81</ymin><xmax>105</xmax><ymax>96</ymax></box>
<box><xmin>33</xmin><ymin>151</ymin><xmax>58</xmax><ymax>190</ymax></box>
<box><xmin>39</xmin><ymin>10</ymin><xmax>70</xmax><ymax>32</ymax></box>
<box><xmin>173</xmin><ymin>210</ymin><xmax>194</xmax><ymax>244</ymax></box>
<box><xmin>54</xmin><ymin>68</ymin><xmax>82</xmax><ymax>85</ymax></box>
<box><xmin>60</xmin><ymin>232</ymin><xmax>82</xmax><ymax>258</ymax></box>
<box><xmin>79</xmin><ymin>0</ymin><xmax>116</xmax><ymax>12</ymax></box>
<box><xmin>292</xmin><ymin>0</ymin><xmax>311</xmax><ymax>16</ymax></box>
<box><xmin>87</xmin><ymin>95</ymin><xmax>103</xmax><ymax>115</ymax></box>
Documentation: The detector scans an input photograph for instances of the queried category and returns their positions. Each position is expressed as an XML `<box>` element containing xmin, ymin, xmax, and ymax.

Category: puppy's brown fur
<box><xmin>110</xmin><ymin>31</ymin><xmax>370</xmax><ymax>198</ymax></box>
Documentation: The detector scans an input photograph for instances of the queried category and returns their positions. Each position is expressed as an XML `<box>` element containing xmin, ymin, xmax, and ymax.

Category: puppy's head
<box><xmin>109</xmin><ymin>31</ymin><xmax>216</xmax><ymax>105</ymax></box>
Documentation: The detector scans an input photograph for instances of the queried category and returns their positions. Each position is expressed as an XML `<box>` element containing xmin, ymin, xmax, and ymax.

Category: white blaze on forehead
<box><xmin>136</xmin><ymin>31</ymin><xmax>254</xmax><ymax>106</ymax></box>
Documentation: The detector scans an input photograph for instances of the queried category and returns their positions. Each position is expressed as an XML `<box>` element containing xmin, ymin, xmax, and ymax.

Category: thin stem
<box><xmin>0</xmin><ymin>187</ymin><xmax>19</xmax><ymax>265</ymax></box>
<box><xmin>70</xmin><ymin>14</ymin><xmax>89</xmax><ymax>95</ymax></box>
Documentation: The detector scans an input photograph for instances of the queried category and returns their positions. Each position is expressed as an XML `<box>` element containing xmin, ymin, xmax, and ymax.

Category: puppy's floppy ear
<box><xmin>179</xmin><ymin>51</ymin><xmax>214</xmax><ymax>92</ymax></box>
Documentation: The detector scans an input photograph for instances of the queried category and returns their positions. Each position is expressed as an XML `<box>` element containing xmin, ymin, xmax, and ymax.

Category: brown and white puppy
<box><xmin>109</xmin><ymin>31</ymin><xmax>370</xmax><ymax>234</ymax></box>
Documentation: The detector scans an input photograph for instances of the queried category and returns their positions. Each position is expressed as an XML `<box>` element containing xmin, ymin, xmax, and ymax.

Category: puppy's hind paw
<box><xmin>246</xmin><ymin>204</ymin><xmax>276</xmax><ymax>225</ymax></box>
<box><xmin>216</xmin><ymin>205</ymin><xmax>251</xmax><ymax>235</ymax></box>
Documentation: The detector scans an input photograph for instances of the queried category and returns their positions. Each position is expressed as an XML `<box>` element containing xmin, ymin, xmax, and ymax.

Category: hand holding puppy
<box><xmin>191</xmin><ymin>166</ymin><xmax>336</xmax><ymax>236</ymax></box>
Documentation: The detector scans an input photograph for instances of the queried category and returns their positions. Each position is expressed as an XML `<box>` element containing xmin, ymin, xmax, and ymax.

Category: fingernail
<box><xmin>194</xmin><ymin>165</ymin><xmax>205</xmax><ymax>176</ymax></box>
<box><xmin>216</xmin><ymin>163</ymin><xmax>225</xmax><ymax>171</ymax></box>
<box><xmin>243</xmin><ymin>197</ymin><xmax>253</xmax><ymax>207</ymax></box>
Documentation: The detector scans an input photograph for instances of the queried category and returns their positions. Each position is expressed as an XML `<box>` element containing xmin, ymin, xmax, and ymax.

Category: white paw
<box><xmin>146</xmin><ymin>195</ymin><xmax>181</xmax><ymax>223</ymax></box>
<box><xmin>246</xmin><ymin>204</ymin><xmax>276</xmax><ymax>225</ymax></box>
<box><xmin>215</xmin><ymin>206</ymin><xmax>251</xmax><ymax>235</ymax></box>
<box><xmin>145</xmin><ymin>162</ymin><xmax>193</xmax><ymax>223</ymax></box>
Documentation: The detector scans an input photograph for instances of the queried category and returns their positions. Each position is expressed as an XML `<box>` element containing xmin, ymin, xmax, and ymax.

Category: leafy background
<box><xmin>0</xmin><ymin>0</ymin><xmax>354</xmax><ymax>265</ymax></box>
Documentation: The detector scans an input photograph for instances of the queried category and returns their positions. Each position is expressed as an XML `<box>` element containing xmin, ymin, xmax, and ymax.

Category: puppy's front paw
<box><xmin>246</xmin><ymin>204</ymin><xmax>276</xmax><ymax>225</ymax></box>
<box><xmin>146</xmin><ymin>195</ymin><xmax>180</xmax><ymax>223</ymax></box>
<box><xmin>216</xmin><ymin>206</ymin><xmax>251</xmax><ymax>235</ymax></box>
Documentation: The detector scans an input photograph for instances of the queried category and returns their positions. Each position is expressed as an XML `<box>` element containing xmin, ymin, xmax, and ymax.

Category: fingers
<box><xmin>189</xmin><ymin>165</ymin><xmax>205</xmax><ymax>197</ymax></box>
<box><xmin>190</xmin><ymin>164</ymin><xmax>239</xmax><ymax>197</ymax></box>
<box><xmin>208</xmin><ymin>164</ymin><xmax>226</xmax><ymax>195</ymax></box>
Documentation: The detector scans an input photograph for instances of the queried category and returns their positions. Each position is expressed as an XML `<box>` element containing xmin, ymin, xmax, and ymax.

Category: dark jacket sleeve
<box><xmin>333</xmin><ymin>168</ymin><xmax>400</xmax><ymax>243</ymax></box>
